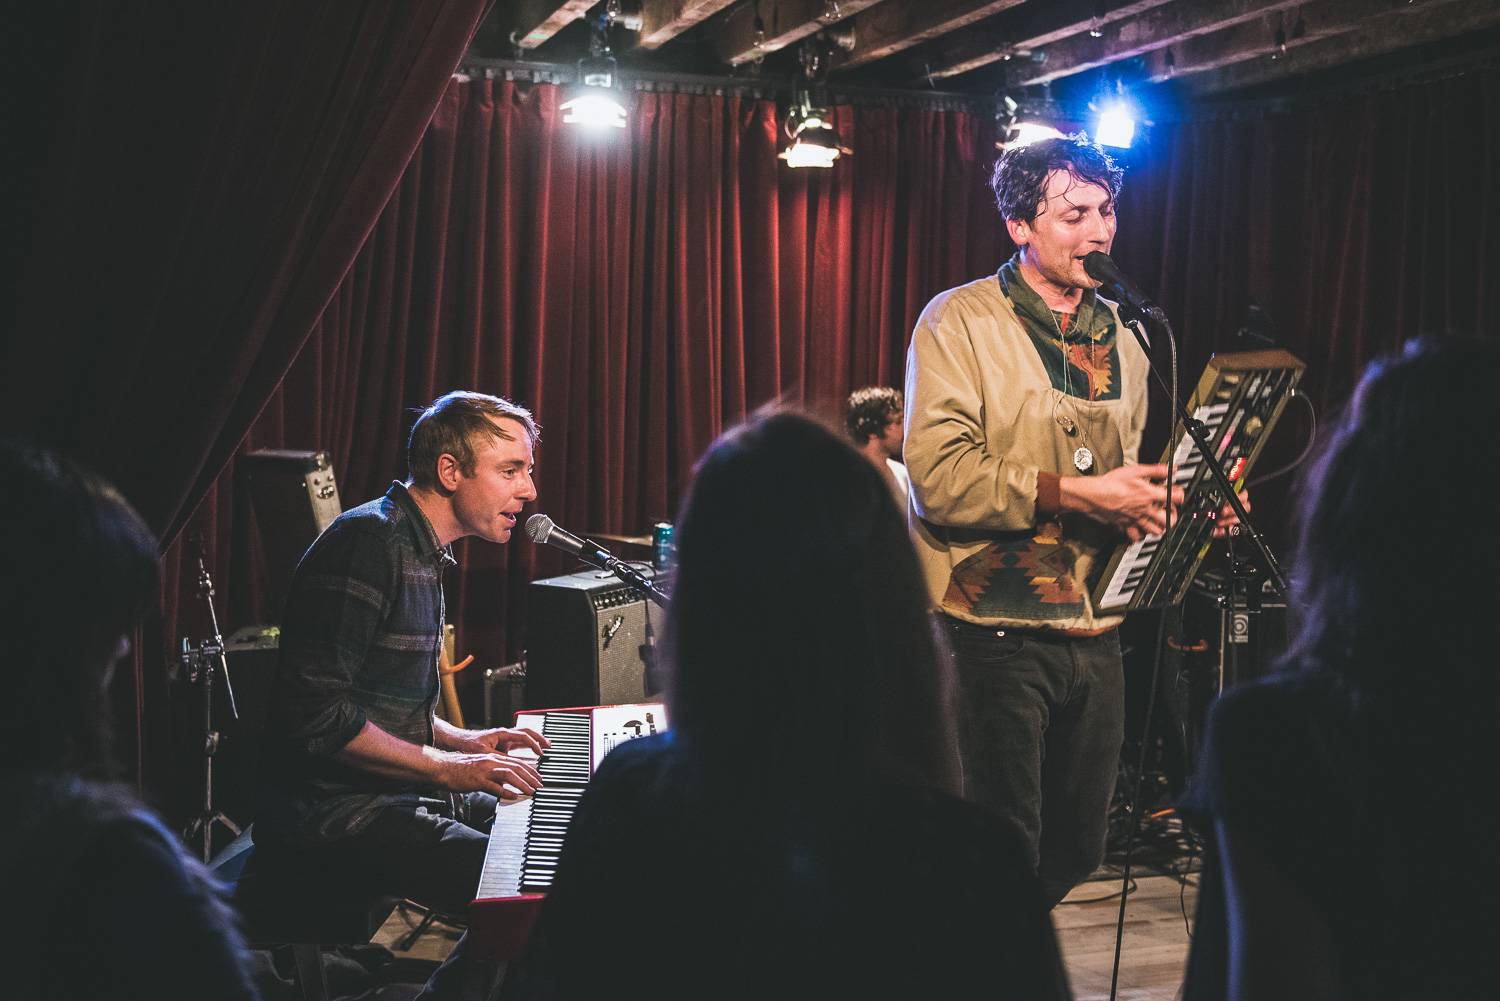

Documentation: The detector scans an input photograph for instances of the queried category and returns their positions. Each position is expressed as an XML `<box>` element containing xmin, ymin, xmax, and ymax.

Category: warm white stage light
<box><xmin>561</xmin><ymin>91</ymin><xmax>627</xmax><ymax>130</ymax></box>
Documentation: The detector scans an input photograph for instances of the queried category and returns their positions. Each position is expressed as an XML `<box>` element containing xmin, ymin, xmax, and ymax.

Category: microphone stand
<box><xmin>577</xmin><ymin>548</ymin><xmax>672</xmax><ymax>609</ymax></box>
<box><xmin>181</xmin><ymin>536</ymin><xmax>242</xmax><ymax>863</ymax></box>
<box><xmin>1106</xmin><ymin>303</ymin><xmax>1288</xmax><ymax>1001</ymax></box>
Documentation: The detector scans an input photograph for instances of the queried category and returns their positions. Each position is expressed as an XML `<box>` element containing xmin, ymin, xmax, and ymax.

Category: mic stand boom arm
<box><xmin>607</xmin><ymin>559</ymin><xmax>672</xmax><ymax>610</ymax></box>
<box><xmin>1119</xmin><ymin>306</ymin><xmax>1288</xmax><ymax>596</ymax></box>
<box><xmin>574</xmin><ymin>546</ymin><xmax>672</xmax><ymax>609</ymax></box>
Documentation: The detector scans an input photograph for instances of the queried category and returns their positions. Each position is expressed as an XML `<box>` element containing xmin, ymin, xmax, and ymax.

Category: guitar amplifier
<box><xmin>240</xmin><ymin>449</ymin><xmax>343</xmax><ymax>615</ymax></box>
<box><xmin>523</xmin><ymin>568</ymin><xmax>667</xmax><ymax>710</ymax></box>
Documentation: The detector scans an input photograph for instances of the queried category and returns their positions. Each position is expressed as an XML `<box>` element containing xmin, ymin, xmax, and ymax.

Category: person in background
<box><xmin>845</xmin><ymin>385</ymin><xmax>910</xmax><ymax>507</ymax></box>
<box><xmin>0</xmin><ymin>439</ymin><xmax>261</xmax><ymax>1001</ymax></box>
<box><xmin>502</xmin><ymin>411</ymin><xmax>1070</xmax><ymax>1000</ymax></box>
<box><xmin>1180</xmin><ymin>336</ymin><xmax>1500</xmax><ymax>1000</ymax></box>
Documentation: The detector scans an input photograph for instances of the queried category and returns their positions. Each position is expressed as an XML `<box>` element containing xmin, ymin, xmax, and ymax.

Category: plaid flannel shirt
<box><xmin>256</xmin><ymin>482</ymin><xmax>456</xmax><ymax>845</ymax></box>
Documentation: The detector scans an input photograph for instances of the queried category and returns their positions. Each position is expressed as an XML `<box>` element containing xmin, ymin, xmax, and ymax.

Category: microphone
<box><xmin>525</xmin><ymin>514</ymin><xmax>614</xmax><ymax>568</ymax></box>
<box><xmin>1083</xmin><ymin>251</ymin><xmax>1167</xmax><ymax>324</ymax></box>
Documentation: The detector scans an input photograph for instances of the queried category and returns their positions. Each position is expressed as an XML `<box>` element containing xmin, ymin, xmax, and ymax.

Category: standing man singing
<box><xmin>904</xmin><ymin>136</ymin><xmax>1181</xmax><ymax>908</ymax></box>
<box><xmin>257</xmin><ymin>391</ymin><xmax>547</xmax><ymax>998</ymax></box>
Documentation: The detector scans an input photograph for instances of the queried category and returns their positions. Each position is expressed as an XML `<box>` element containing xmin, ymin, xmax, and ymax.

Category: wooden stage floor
<box><xmin>373</xmin><ymin>870</ymin><xmax>1200</xmax><ymax>998</ymax></box>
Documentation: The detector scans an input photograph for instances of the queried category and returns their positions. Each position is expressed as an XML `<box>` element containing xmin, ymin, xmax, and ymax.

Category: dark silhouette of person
<box><xmin>0</xmin><ymin>440</ymin><xmax>260</xmax><ymax>1001</ymax></box>
<box><xmin>1181</xmin><ymin>337</ymin><xmax>1500</xmax><ymax>1000</ymax></box>
<box><xmin>503</xmin><ymin>411</ymin><xmax>1070</xmax><ymax>1000</ymax></box>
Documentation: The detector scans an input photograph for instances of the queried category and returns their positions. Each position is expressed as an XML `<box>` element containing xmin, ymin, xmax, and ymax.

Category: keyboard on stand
<box><xmin>468</xmin><ymin>702</ymin><xmax>667</xmax><ymax>959</ymax></box>
<box><xmin>1087</xmin><ymin>349</ymin><xmax>1305</xmax><ymax>614</ymax></box>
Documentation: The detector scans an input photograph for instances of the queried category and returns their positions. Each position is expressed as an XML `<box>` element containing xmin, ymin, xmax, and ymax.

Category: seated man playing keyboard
<box><xmin>257</xmin><ymin>391</ymin><xmax>549</xmax><ymax>1001</ymax></box>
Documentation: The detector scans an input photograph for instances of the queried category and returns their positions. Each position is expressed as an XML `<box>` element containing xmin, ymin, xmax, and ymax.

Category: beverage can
<box><xmin>652</xmin><ymin>522</ymin><xmax>675</xmax><ymax>571</ymax></box>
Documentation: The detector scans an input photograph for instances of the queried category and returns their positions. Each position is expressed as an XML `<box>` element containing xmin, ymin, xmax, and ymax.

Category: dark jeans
<box><xmin>286</xmin><ymin>792</ymin><xmax>501</xmax><ymax>1001</ymax></box>
<box><xmin>333</xmin><ymin>792</ymin><xmax>496</xmax><ymax>915</ymax></box>
<box><xmin>945</xmin><ymin>617</ymin><xmax>1125</xmax><ymax>908</ymax></box>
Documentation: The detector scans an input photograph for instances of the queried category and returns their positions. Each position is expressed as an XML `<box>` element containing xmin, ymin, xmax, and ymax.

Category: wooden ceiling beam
<box><xmin>1180</xmin><ymin>0</ymin><xmax>1500</xmax><ymax>94</ymax></box>
<box><xmin>1011</xmin><ymin>0</ymin><xmax>1309</xmax><ymax>87</ymax></box>
<box><xmin>912</xmin><ymin>0</ymin><xmax>1176</xmax><ymax>83</ymax></box>
<box><xmin>509</xmin><ymin>1</ymin><xmax>598</xmax><ymax>50</ymax></box>
<box><xmin>638</xmin><ymin>0</ymin><xmax>742</xmax><ymax>49</ymax></box>
<box><xmin>1138</xmin><ymin>0</ymin><xmax>1371</xmax><ymax>83</ymax></box>
<box><xmin>829</xmin><ymin>0</ymin><xmax>1028</xmax><ymax>72</ymax></box>
<box><xmin>715</xmin><ymin>0</ymin><xmax>888</xmax><ymax>67</ymax></box>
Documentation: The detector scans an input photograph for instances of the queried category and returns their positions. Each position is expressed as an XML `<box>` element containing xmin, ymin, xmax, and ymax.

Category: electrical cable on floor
<box><xmin>1060</xmin><ymin>874</ymin><xmax>1139</xmax><ymax>905</ymax></box>
<box><xmin>1179</xmin><ymin>834</ymin><xmax>1199</xmax><ymax>936</ymax></box>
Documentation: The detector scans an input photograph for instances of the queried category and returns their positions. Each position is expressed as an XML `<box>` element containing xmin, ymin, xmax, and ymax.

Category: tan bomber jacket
<box><xmin>903</xmin><ymin>274</ymin><xmax>1150</xmax><ymax>632</ymax></box>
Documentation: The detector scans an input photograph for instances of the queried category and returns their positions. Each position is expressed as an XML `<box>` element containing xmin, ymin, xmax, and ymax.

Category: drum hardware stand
<box><xmin>180</xmin><ymin>534</ymin><xmax>242</xmax><ymax>863</ymax></box>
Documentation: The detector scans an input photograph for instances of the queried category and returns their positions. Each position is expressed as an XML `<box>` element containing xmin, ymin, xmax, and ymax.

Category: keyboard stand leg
<box><xmin>291</xmin><ymin>943</ymin><xmax>329</xmax><ymax>1001</ymax></box>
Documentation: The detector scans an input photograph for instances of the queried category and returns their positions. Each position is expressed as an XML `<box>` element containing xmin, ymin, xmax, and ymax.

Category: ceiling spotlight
<box><xmin>780</xmin><ymin>92</ymin><xmax>848</xmax><ymax>168</ymax></box>
<box><xmin>1089</xmin><ymin>1</ymin><xmax>1105</xmax><ymax>38</ymax></box>
<box><xmin>1006</xmin><ymin>122</ymin><xmax>1067</xmax><ymax>149</ymax></box>
<box><xmin>562</xmin><ymin>54</ymin><xmax>627</xmax><ymax>129</ymax></box>
<box><xmin>1095</xmin><ymin>100</ymin><xmax>1136</xmax><ymax>148</ymax></box>
<box><xmin>995</xmin><ymin>94</ymin><xmax>1064</xmax><ymax>150</ymax></box>
<box><xmin>563</xmin><ymin>17</ymin><xmax>628</xmax><ymax>130</ymax></box>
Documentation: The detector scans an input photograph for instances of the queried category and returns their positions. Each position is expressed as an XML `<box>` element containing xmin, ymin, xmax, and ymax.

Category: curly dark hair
<box><xmin>990</xmin><ymin>134</ymin><xmax>1124</xmax><ymax>224</ymax></box>
<box><xmin>845</xmin><ymin>386</ymin><xmax>903</xmax><ymax>444</ymax></box>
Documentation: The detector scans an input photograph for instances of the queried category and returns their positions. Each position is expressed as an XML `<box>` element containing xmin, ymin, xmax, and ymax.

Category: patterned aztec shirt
<box><xmin>256</xmin><ymin>481</ymin><xmax>457</xmax><ymax>845</ymax></box>
<box><xmin>903</xmin><ymin>254</ymin><xmax>1150</xmax><ymax>632</ymax></box>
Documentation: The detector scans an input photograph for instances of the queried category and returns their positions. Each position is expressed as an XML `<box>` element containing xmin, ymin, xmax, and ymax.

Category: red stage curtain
<box><xmin>6</xmin><ymin>1</ymin><xmax>493</xmax><ymax>788</ymax></box>
<box><xmin>151</xmin><ymin>62</ymin><xmax>1497</xmax><ymax>806</ymax></box>
<box><xmin>157</xmin><ymin>79</ymin><xmax>1005</xmax><ymax>803</ymax></box>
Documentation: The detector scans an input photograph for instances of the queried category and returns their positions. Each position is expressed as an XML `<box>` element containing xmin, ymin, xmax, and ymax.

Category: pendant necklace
<box><xmin>1049</xmin><ymin>307</ymin><xmax>1099</xmax><ymax>475</ymax></box>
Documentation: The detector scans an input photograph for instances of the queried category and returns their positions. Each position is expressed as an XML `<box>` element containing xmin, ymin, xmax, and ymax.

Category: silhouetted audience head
<box><xmin>0</xmin><ymin>440</ymin><xmax>159</xmax><ymax>774</ymax></box>
<box><xmin>1286</xmin><ymin>336</ymin><xmax>1500</xmax><ymax>694</ymax></box>
<box><xmin>662</xmin><ymin>410</ymin><xmax>958</xmax><ymax>795</ymax></box>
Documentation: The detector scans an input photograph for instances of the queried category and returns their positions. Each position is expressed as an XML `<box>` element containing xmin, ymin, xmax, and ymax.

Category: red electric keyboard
<box><xmin>468</xmin><ymin>702</ymin><xmax>668</xmax><ymax>959</ymax></box>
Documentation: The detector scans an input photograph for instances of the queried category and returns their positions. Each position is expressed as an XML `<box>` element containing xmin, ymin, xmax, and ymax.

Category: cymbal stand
<box><xmin>181</xmin><ymin>535</ymin><xmax>241</xmax><ymax>863</ymax></box>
